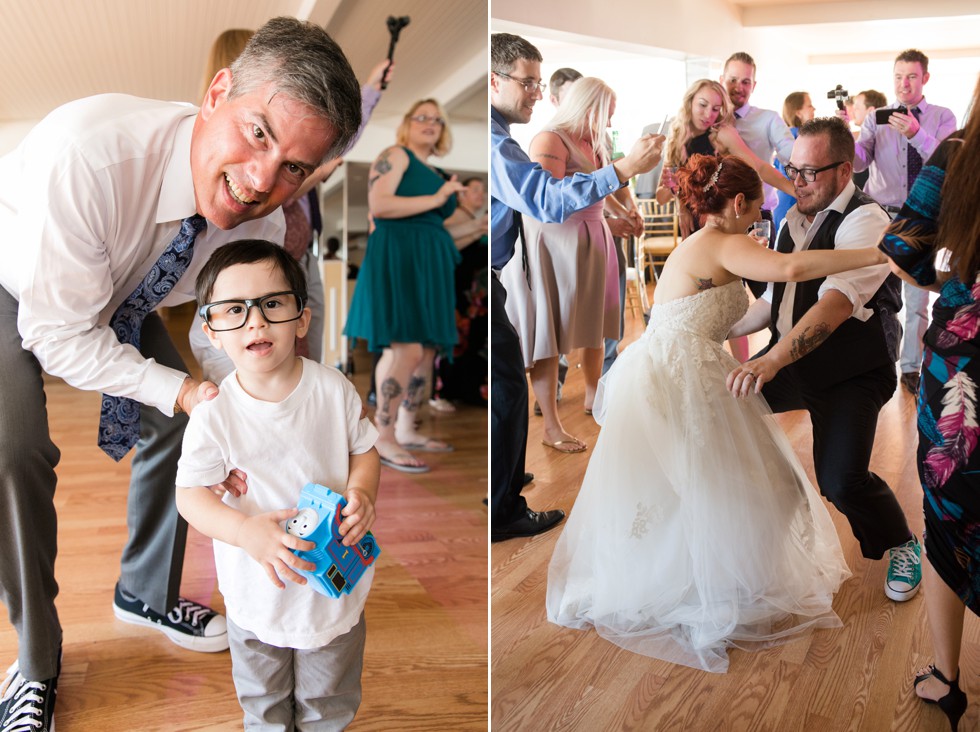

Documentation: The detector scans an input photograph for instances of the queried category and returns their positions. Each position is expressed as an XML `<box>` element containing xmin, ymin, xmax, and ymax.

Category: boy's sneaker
<box><xmin>113</xmin><ymin>583</ymin><xmax>228</xmax><ymax>652</ymax></box>
<box><xmin>0</xmin><ymin>660</ymin><xmax>57</xmax><ymax>732</ymax></box>
<box><xmin>885</xmin><ymin>537</ymin><xmax>922</xmax><ymax>602</ymax></box>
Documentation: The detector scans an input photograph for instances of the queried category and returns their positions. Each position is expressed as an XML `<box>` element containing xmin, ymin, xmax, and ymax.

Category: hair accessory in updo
<box><xmin>702</xmin><ymin>161</ymin><xmax>723</xmax><ymax>191</ymax></box>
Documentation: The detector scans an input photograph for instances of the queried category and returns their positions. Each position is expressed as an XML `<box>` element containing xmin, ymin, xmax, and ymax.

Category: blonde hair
<box><xmin>545</xmin><ymin>77</ymin><xmax>615</xmax><ymax>167</ymax></box>
<box><xmin>395</xmin><ymin>99</ymin><xmax>453</xmax><ymax>157</ymax></box>
<box><xmin>665</xmin><ymin>80</ymin><xmax>734</xmax><ymax>167</ymax></box>
<box><xmin>200</xmin><ymin>28</ymin><xmax>254</xmax><ymax>101</ymax></box>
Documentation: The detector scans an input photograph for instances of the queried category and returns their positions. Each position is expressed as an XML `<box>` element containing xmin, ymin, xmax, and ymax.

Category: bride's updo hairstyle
<box><xmin>677</xmin><ymin>154</ymin><xmax>762</xmax><ymax>220</ymax></box>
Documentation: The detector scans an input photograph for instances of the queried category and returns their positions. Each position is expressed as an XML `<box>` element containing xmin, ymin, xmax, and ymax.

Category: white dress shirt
<box><xmin>764</xmin><ymin>181</ymin><xmax>891</xmax><ymax>338</ymax></box>
<box><xmin>0</xmin><ymin>94</ymin><xmax>284</xmax><ymax>413</ymax></box>
<box><xmin>733</xmin><ymin>103</ymin><xmax>796</xmax><ymax>211</ymax></box>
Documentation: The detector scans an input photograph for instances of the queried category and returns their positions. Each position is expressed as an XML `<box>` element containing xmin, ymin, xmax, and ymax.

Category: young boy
<box><xmin>175</xmin><ymin>239</ymin><xmax>380</xmax><ymax>730</ymax></box>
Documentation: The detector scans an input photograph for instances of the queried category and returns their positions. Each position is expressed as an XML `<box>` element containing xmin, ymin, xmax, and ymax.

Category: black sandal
<box><xmin>914</xmin><ymin>665</ymin><xmax>967</xmax><ymax>731</ymax></box>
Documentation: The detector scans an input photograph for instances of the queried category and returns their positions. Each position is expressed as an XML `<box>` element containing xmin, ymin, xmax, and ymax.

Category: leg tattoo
<box><xmin>377</xmin><ymin>377</ymin><xmax>402</xmax><ymax>427</ymax></box>
<box><xmin>401</xmin><ymin>375</ymin><xmax>426</xmax><ymax>413</ymax></box>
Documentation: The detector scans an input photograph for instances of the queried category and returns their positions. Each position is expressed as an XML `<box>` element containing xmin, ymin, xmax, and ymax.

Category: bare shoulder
<box><xmin>529</xmin><ymin>131</ymin><xmax>569</xmax><ymax>158</ymax></box>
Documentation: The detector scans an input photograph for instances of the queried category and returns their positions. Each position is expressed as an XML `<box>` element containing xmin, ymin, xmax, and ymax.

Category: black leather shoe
<box><xmin>523</xmin><ymin>472</ymin><xmax>534</xmax><ymax>486</ymax></box>
<box><xmin>900</xmin><ymin>371</ymin><xmax>920</xmax><ymax>395</ymax></box>
<box><xmin>491</xmin><ymin>508</ymin><xmax>565</xmax><ymax>542</ymax></box>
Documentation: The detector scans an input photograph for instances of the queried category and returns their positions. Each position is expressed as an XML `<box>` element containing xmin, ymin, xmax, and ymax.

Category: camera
<box><xmin>826</xmin><ymin>85</ymin><xmax>849</xmax><ymax>111</ymax></box>
<box><xmin>386</xmin><ymin>15</ymin><xmax>410</xmax><ymax>38</ymax></box>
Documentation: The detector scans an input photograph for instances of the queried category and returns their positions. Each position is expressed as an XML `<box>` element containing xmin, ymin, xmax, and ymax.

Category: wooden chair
<box><xmin>624</xmin><ymin>233</ymin><xmax>649</xmax><ymax>317</ymax></box>
<box><xmin>636</xmin><ymin>198</ymin><xmax>679</xmax><ymax>283</ymax></box>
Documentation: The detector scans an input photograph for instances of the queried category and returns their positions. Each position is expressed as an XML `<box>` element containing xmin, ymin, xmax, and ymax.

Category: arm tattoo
<box><xmin>536</xmin><ymin>153</ymin><xmax>563</xmax><ymax>161</ymax></box>
<box><xmin>369</xmin><ymin>149</ymin><xmax>396</xmax><ymax>190</ymax></box>
<box><xmin>373</xmin><ymin>150</ymin><xmax>393</xmax><ymax>176</ymax></box>
<box><xmin>695</xmin><ymin>277</ymin><xmax>715</xmax><ymax>291</ymax></box>
<box><xmin>789</xmin><ymin>323</ymin><xmax>831</xmax><ymax>362</ymax></box>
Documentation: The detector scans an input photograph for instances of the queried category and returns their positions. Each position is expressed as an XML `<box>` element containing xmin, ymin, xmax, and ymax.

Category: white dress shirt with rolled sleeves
<box><xmin>764</xmin><ymin>181</ymin><xmax>891</xmax><ymax>339</ymax></box>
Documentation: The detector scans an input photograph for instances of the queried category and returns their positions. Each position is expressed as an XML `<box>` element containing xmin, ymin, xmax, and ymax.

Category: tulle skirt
<box><xmin>546</xmin><ymin>322</ymin><xmax>851</xmax><ymax>673</ymax></box>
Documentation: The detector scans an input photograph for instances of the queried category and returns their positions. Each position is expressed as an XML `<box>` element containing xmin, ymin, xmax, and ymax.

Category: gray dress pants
<box><xmin>228</xmin><ymin>614</ymin><xmax>365</xmax><ymax>731</ymax></box>
<box><xmin>0</xmin><ymin>287</ymin><xmax>188</xmax><ymax>680</ymax></box>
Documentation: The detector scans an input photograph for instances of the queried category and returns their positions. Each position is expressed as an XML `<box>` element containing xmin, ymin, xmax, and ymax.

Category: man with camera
<box><xmin>842</xmin><ymin>49</ymin><xmax>957</xmax><ymax>395</ymax></box>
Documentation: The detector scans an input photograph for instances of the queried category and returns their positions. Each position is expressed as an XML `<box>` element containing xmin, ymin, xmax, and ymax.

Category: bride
<box><xmin>546</xmin><ymin>154</ymin><xmax>884</xmax><ymax>673</ymax></box>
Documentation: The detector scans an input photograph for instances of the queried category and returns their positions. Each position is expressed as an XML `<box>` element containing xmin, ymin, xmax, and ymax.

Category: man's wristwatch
<box><xmin>173</xmin><ymin>397</ymin><xmax>184</xmax><ymax>415</ymax></box>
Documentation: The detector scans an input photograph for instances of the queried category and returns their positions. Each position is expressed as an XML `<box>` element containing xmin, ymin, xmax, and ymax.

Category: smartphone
<box><xmin>649</xmin><ymin>115</ymin><xmax>670</xmax><ymax>136</ymax></box>
<box><xmin>875</xmin><ymin>107</ymin><xmax>907</xmax><ymax>125</ymax></box>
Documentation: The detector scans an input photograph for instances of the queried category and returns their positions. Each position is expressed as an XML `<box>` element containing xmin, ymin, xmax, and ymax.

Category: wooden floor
<box><xmin>491</xmin><ymin>290</ymin><xmax>980</xmax><ymax>732</ymax></box>
<box><xmin>0</xmin><ymin>303</ymin><xmax>488</xmax><ymax>731</ymax></box>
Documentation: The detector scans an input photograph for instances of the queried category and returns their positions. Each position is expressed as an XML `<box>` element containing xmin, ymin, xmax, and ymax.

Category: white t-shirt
<box><xmin>176</xmin><ymin>358</ymin><xmax>378</xmax><ymax>649</ymax></box>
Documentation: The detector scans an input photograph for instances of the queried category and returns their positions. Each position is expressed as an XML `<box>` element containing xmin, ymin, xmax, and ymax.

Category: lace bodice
<box><xmin>647</xmin><ymin>280</ymin><xmax>749</xmax><ymax>344</ymax></box>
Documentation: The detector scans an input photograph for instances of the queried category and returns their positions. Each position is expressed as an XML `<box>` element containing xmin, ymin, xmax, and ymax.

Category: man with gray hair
<box><xmin>0</xmin><ymin>16</ymin><xmax>361</xmax><ymax>729</ymax></box>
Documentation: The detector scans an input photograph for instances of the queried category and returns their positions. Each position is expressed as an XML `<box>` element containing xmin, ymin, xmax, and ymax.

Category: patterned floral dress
<box><xmin>879</xmin><ymin>130</ymin><xmax>980</xmax><ymax>615</ymax></box>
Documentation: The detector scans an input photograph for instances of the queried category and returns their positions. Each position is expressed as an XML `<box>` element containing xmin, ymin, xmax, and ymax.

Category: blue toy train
<box><xmin>285</xmin><ymin>483</ymin><xmax>381</xmax><ymax>598</ymax></box>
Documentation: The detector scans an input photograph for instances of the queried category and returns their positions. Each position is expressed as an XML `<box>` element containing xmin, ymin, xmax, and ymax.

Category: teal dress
<box><xmin>345</xmin><ymin>147</ymin><xmax>460</xmax><ymax>353</ymax></box>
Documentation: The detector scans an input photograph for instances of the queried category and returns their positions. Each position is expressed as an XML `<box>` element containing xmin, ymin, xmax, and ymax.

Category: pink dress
<box><xmin>500</xmin><ymin>128</ymin><xmax>620</xmax><ymax>367</ymax></box>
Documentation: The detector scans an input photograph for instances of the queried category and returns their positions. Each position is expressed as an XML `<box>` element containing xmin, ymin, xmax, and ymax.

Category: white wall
<box><xmin>0</xmin><ymin>121</ymin><xmax>38</xmax><ymax>156</ymax></box>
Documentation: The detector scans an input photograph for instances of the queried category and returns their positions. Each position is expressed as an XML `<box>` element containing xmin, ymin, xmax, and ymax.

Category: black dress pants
<box><xmin>761</xmin><ymin>360</ymin><xmax>911</xmax><ymax>559</ymax></box>
<box><xmin>490</xmin><ymin>275</ymin><xmax>529</xmax><ymax>526</ymax></box>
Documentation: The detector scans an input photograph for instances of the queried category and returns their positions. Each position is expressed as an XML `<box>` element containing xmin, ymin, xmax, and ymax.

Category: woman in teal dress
<box><xmin>345</xmin><ymin>99</ymin><xmax>463</xmax><ymax>473</ymax></box>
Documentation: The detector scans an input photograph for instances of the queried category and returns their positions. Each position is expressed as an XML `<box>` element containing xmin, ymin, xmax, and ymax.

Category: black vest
<box><xmin>767</xmin><ymin>189</ymin><xmax>901</xmax><ymax>390</ymax></box>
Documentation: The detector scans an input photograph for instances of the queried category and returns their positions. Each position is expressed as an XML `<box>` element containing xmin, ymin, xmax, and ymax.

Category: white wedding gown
<box><xmin>546</xmin><ymin>280</ymin><xmax>851</xmax><ymax>673</ymax></box>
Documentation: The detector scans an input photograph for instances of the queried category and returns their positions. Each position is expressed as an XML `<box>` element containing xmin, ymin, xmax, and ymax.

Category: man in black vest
<box><xmin>727</xmin><ymin>117</ymin><xmax>920</xmax><ymax>603</ymax></box>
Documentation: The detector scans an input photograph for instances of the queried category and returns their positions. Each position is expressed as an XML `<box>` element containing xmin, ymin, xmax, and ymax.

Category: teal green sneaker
<box><xmin>885</xmin><ymin>537</ymin><xmax>921</xmax><ymax>602</ymax></box>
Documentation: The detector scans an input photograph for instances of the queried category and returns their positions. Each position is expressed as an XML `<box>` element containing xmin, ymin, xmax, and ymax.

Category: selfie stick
<box><xmin>382</xmin><ymin>16</ymin><xmax>410</xmax><ymax>90</ymax></box>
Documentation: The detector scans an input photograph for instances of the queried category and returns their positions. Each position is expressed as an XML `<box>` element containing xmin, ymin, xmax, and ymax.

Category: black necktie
<box><xmin>907</xmin><ymin>107</ymin><xmax>923</xmax><ymax>193</ymax></box>
<box><xmin>98</xmin><ymin>215</ymin><xmax>207</xmax><ymax>460</ymax></box>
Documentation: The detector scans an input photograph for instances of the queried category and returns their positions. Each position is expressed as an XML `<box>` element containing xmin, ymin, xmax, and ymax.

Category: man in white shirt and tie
<box><xmin>0</xmin><ymin>17</ymin><xmax>361</xmax><ymax>730</ymax></box>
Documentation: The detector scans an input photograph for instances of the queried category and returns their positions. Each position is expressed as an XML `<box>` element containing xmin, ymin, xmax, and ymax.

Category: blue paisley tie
<box><xmin>98</xmin><ymin>215</ymin><xmax>207</xmax><ymax>460</ymax></box>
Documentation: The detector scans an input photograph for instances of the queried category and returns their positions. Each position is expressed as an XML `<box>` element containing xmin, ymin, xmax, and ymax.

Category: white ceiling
<box><xmin>0</xmin><ymin>0</ymin><xmax>488</xmax><ymax>124</ymax></box>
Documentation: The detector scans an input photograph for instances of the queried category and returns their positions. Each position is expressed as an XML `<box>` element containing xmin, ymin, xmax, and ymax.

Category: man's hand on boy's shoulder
<box><xmin>208</xmin><ymin>467</ymin><xmax>248</xmax><ymax>498</ymax></box>
<box><xmin>178</xmin><ymin>376</ymin><xmax>219</xmax><ymax>415</ymax></box>
<box><xmin>339</xmin><ymin>488</ymin><xmax>376</xmax><ymax>546</ymax></box>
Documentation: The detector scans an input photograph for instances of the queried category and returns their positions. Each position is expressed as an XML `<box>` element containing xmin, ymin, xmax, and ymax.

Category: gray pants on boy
<box><xmin>228</xmin><ymin>613</ymin><xmax>366</xmax><ymax>731</ymax></box>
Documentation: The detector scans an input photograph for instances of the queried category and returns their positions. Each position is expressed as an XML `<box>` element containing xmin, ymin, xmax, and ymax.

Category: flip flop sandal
<box><xmin>541</xmin><ymin>439</ymin><xmax>586</xmax><ymax>454</ymax></box>
<box><xmin>379</xmin><ymin>456</ymin><xmax>431</xmax><ymax>473</ymax></box>
<box><xmin>400</xmin><ymin>439</ymin><xmax>455</xmax><ymax>453</ymax></box>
